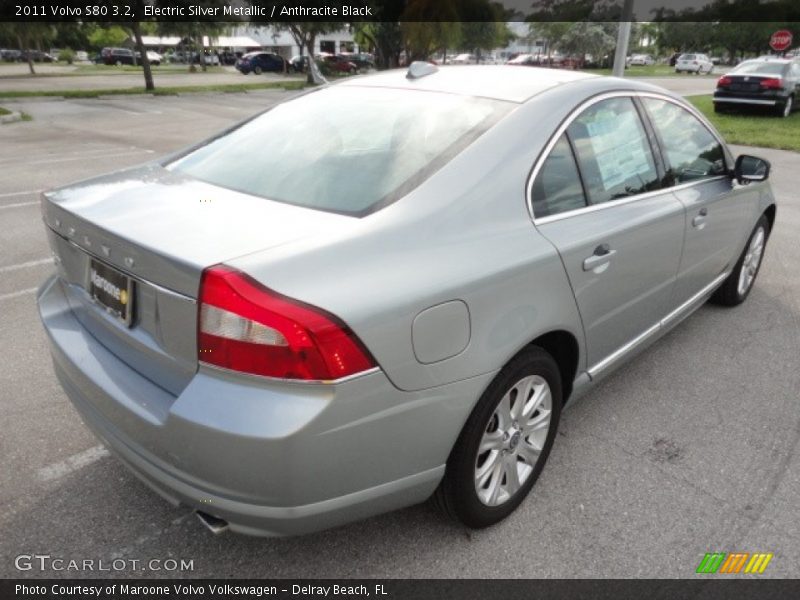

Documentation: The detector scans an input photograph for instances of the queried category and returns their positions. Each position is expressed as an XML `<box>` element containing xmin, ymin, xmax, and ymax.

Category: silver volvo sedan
<box><xmin>38</xmin><ymin>64</ymin><xmax>776</xmax><ymax>536</ymax></box>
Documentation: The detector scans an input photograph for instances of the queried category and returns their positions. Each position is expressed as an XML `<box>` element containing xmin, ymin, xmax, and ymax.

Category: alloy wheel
<box><xmin>474</xmin><ymin>375</ymin><xmax>552</xmax><ymax>506</ymax></box>
<box><xmin>737</xmin><ymin>226</ymin><xmax>766</xmax><ymax>296</ymax></box>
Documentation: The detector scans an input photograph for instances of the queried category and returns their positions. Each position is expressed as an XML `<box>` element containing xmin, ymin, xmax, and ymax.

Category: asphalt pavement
<box><xmin>0</xmin><ymin>81</ymin><xmax>798</xmax><ymax>579</ymax></box>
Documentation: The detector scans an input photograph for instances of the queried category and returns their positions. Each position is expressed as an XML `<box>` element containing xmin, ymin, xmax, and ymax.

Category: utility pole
<box><xmin>612</xmin><ymin>0</ymin><xmax>635</xmax><ymax>77</ymax></box>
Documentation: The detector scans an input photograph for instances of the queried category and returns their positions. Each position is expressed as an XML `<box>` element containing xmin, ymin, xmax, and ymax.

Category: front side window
<box><xmin>169</xmin><ymin>87</ymin><xmax>510</xmax><ymax>216</ymax></box>
<box><xmin>566</xmin><ymin>97</ymin><xmax>660</xmax><ymax>205</ymax></box>
<box><xmin>642</xmin><ymin>98</ymin><xmax>726</xmax><ymax>184</ymax></box>
<box><xmin>531</xmin><ymin>134</ymin><xmax>586</xmax><ymax>218</ymax></box>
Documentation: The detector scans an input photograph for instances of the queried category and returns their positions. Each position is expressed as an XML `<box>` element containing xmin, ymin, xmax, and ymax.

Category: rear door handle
<box><xmin>692</xmin><ymin>207</ymin><xmax>709</xmax><ymax>229</ymax></box>
<box><xmin>583</xmin><ymin>244</ymin><xmax>617</xmax><ymax>271</ymax></box>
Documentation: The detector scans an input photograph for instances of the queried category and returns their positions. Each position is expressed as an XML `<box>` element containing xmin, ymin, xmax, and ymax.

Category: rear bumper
<box><xmin>713</xmin><ymin>91</ymin><xmax>785</xmax><ymax>106</ymax></box>
<box><xmin>38</xmin><ymin>275</ymin><xmax>493</xmax><ymax>536</ymax></box>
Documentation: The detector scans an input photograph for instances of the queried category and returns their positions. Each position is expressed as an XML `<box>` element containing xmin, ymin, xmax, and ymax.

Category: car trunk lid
<box><xmin>42</xmin><ymin>163</ymin><xmax>353</xmax><ymax>395</ymax></box>
<box><xmin>721</xmin><ymin>74</ymin><xmax>782</xmax><ymax>93</ymax></box>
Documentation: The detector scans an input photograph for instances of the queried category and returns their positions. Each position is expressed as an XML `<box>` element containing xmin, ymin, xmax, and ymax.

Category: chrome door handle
<box><xmin>583</xmin><ymin>245</ymin><xmax>617</xmax><ymax>271</ymax></box>
<box><xmin>692</xmin><ymin>208</ymin><xmax>708</xmax><ymax>229</ymax></box>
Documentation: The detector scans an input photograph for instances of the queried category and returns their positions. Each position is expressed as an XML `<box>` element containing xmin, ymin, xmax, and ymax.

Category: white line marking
<box><xmin>0</xmin><ymin>257</ymin><xmax>52</xmax><ymax>273</ymax></box>
<box><xmin>37</xmin><ymin>445</ymin><xmax>110</xmax><ymax>482</ymax></box>
<box><xmin>0</xmin><ymin>201</ymin><xmax>38</xmax><ymax>210</ymax></box>
<box><xmin>0</xmin><ymin>189</ymin><xmax>42</xmax><ymax>198</ymax></box>
<box><xmin>0</xmin><ymin>287</ymin><xmax>37</xmax><ymax>301</ymax></box>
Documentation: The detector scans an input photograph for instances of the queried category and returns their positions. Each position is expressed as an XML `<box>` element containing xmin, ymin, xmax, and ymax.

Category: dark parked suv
<box><xmin>714</xmin><ymin>57</ymin><xmax>800</xmax><ymax>118</ymax></box>
<box><xmin>101</xmin><ymin>47</ymin><xmax>137</xmax><ymax>66</ymax></box>
<box><xmin>235</xmin><ymin>52</ymin><xmax>287</xmax><ymax>74</ymax></box>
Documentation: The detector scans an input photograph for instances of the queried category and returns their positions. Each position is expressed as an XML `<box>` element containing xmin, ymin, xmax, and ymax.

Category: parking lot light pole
<box><xmin>612</xmin><ymin>0</ymin><xmax>635</xmax><ymax>77</ymax></box>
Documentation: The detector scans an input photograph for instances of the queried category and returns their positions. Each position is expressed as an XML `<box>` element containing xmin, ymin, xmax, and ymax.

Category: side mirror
<box><xmin>734</xmin><ymin>155</ymin><xmax>770</xmax><ymax>184</ymax></box>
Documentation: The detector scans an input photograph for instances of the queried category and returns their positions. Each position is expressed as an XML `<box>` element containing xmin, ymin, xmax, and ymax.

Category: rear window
<box><xmin>680</xmin><ymin>54</ymin><xmax>695</xmax><ymax>61</ymax></box>
<box><xmin>169</xmin><ymin>86</ymin><xmax>511</xmax><ymax>216</ymax></box>
<box><xmin>732</xmin><ymin>61</ymin><xmax>788</xmax><ymax>76</ymax></box>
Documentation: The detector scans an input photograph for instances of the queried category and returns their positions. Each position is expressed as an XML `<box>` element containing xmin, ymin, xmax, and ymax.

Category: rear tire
<box><xmin>710</xmin><ymin>215</ymin><xmax>770</xmax><ymax>306</ymax></box>
<box><xmin>253</xmin><ymin>65</ymin><xmax>262</xmax><ymax>75</ymax></box>
<box><xmin>433</xmin><ymin>347</ymin><xmax>562</xmax><ymax>528</ymax></box>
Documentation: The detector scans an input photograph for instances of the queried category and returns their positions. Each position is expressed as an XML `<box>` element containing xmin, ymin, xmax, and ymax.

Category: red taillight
<box><xmin>717</xmin><ymin>76</ymin><xmax>732</xmax><ymax>87</ymax></box>
<box><xmin>198</xmin><ymin>266</ymin><xmax>376</xmax><ymax>381</ymax></box>
<box><xmin>760</xmin><ymin>78</ymin><xmax>782</xmax><ymax>89</ymax></box>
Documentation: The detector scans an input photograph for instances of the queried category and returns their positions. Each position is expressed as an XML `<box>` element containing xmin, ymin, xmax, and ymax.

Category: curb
<box><xmin>0</xmin><ymin>111</ymin><xmax>23</xmax><ymax>124</ymax></box>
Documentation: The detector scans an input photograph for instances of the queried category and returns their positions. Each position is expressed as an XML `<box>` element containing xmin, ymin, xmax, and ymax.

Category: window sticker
<box><xmin>584</xmin><ymin>110</ymin><xmax>653</xmax><ymax>191</ymax></box>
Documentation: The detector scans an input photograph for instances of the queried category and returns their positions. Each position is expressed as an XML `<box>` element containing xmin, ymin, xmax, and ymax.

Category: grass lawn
<box><xmin>71</xmin><ymin>64</ymin><xmax>227</xmax><ymax>75</ymax></box>
<box><xmin>689</xmin><ymin>95</ymin><xmax>800</xmax><ymax>153</ymax></box>
<box><xmin>583</xmin><ymin>64</ymin><xmax>717</xmax><ymax>77</ymax></box>
<box><xmin>0</xmin><ymin>80</ymin><xmax>309</xmax><ymax>99</ymax></box>
<box><xmin>0</xmin><ymin>106</ymin><xmax>10</xmax><ymax>115</ymax></box>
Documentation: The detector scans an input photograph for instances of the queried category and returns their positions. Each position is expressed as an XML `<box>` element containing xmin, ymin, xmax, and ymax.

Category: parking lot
<box><xmin>1</xmin><ymin>85</ymin><xmax>798</xmax><ymax>578</ymax></box>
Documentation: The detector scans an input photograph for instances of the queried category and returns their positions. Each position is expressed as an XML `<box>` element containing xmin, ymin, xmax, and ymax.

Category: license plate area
<box><xmin>730</xmin><ymin>82</ymin><xmax>759</xmax><ymax>92</ymax></box>
<box><xmin>88</xmin><ymin>258</ymin><xmax>134</xmax><ymax>326</ymax></box>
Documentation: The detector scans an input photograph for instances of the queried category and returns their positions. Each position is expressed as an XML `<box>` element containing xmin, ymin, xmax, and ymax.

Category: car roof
<box><xmin>748</xmin><ymin>57</ymin><xmax>793</xmax><ymax>64</ymax></box>
<box><xmin>338</xmin><ymin>65</ymin><xmax>599</xmax><ymax>103</ymax></box>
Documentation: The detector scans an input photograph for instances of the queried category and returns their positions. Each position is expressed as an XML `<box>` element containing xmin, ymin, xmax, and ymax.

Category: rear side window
<box><xmin>169</xmin><ymin>87</ymin><xmax>511</xmax><ymax>216</ymax></box>
<box><xmin>642</xmin><ymin>98</ymin><xmax>726</xmax><ymax>183</ymax></box>
<box><xmin>531</xmin><ymin>134</ymin><xmax>586</xmax><ymax>218</ymax></box>
<box><xmin>566</xmin><ymin>97</ymin><xmax>660</xmax><ymax>204</ymax></box>
<box><xmin>732</xmin><ymin>61</ymin><xmax>788</xmax><ymax>76</ymax></box>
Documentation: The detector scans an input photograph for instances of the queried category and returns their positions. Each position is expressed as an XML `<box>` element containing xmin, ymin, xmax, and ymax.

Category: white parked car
<box><xmin>675</xmin><ymin>53</ymin><xmax>713</xmax><ymax>74</ymax></box>
<box><xmin>450</xmin><ymin>53</ymin><xmax>476</xmax><ymax>65</ymax></box>
<box><xmin>145</xmin><ymin>51</ymin><xmax>163</xmax><ymax>66</ymax></box>
<box><xmin>630</xmin><ymin>54</ymin><xmax>655</xmax><ymax>66</ymax></box>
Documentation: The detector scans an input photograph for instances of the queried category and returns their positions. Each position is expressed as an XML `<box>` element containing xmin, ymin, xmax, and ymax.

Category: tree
<box><xmin>400</xmin><ymin>0</ymin><xmax>461</xmax><ymax>61</ymax></box>
<box><xmin>88</xmin><ymin>25</ymin><xmax>129</xmax><ymax>51</ymax></box>
<box><xmin>1</xmin><ymin>23</ymin><xmax>54</xmax><ymax>75</ymax></box>
<box><xmin>558</xmin><ymin>22</ymin><xmax>615</xmax><ymax>66</ymax></box>
<box><xmin>274</xmin><ymin>23</ymin><xmax>340</xmax><ymax>83</ymax></box>
<box><xmin>353</xmin><ymin>22</ymin><xmax>403</xmax><ymax>69</ymax></box>
<box><xmin>158</xmin><ymin>1</ymin><xmax>228</xmax><ymax>73</ymax></box>
<box><xmin>402</xmin><ymin>22</ymin><xmax>462</xmax><ymax>62</ymax></box>
<box><xmin>531</xmin><ymin>22</ymin><xmax>571</xmax><ymax>62</ymax></box>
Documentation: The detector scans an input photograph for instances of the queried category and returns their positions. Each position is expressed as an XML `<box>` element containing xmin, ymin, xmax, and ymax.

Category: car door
<box><xmin>531</xmin><ymin>95</ymin><xmax>685</xmax><ymax>372</ymax></box>
<box><xmin>639</xmin><ymin>97</ymin><xmax>750</xmax><ymax>307</ymax></box>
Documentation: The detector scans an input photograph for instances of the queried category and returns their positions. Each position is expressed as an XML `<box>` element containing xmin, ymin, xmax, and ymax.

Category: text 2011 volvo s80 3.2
<box><xmin>38</xmin><ymin>64</ymin><xmax>776</xmax><ymax>536</ymax></box>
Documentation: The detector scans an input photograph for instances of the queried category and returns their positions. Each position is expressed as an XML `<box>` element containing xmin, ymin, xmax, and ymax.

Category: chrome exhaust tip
<box><xmin>195</xmin><ymin>510</ymin><xmax>229</xmax><ymax>535</ymax></box>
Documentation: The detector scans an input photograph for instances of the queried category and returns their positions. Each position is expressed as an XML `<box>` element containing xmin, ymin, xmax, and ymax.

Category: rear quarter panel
<box><xmin>228</xmin><ymin>83</ymin><xmax>610</xmax><ymax>394</ymax></box>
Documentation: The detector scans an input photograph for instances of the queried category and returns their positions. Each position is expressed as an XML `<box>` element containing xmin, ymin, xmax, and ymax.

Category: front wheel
<box><xmin>711</xmin><ymin>215</ymin><xmax>769</xmax><ymax>306</ymax></box>
<box><xmin>253</xmin><ymin>65</ymin><xmax>262</xmax><ymax>75</ymax></box>
<box><xmin>433</xmin><ymin>347</ymin><xmax>562</xmax><ymax>528</ymax></box>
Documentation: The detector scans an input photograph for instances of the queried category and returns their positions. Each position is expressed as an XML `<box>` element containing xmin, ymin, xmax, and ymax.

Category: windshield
<box><xmin>169</xmin><ymin>86</ymin><xmax>511</xmax><ymax>216</ymax></box>
<box><xmin>732</xmin><ymin>61</ymin><xmax>787</xmax><ymax>76</ymax></box>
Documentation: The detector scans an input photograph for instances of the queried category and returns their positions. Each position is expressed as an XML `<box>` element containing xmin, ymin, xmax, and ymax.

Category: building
<box><xmin>130</xmin><ymin>35</ymin><xmax>262</xmax><ymax>55</ymax></box>
<box><xmin>231</xmin><ymin>26</ymin><xmax>361</xmax><ymax>59</ymax></box>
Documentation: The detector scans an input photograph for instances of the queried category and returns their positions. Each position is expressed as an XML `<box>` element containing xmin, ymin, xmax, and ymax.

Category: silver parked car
<box><xmin>38</xmin><ymin>65</ymin><xmax>775</xmax><ymax>536</ymax></box>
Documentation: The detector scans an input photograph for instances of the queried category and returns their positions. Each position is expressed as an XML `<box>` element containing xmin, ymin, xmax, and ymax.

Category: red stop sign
<box><xmin>769</xmin><ymin>30</ymin><xmax>793</xmax><ymax>52</ymax></box>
